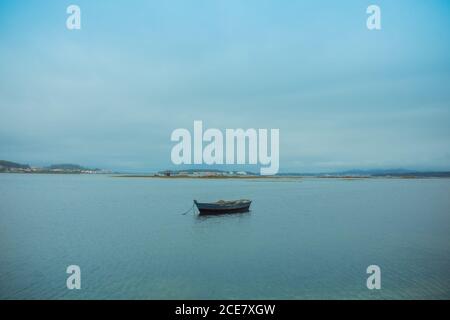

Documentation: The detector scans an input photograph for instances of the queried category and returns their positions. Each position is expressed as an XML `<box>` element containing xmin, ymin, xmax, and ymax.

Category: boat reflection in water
<box><xmin>194</xmin><ymin>199</ymin><xmax>252</xmax><ymax>216</ymax></box>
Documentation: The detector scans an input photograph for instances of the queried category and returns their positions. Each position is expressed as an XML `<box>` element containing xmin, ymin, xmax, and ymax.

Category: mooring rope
<box><xmin>181</xmin><ymin>202</ymin><xmax>195</xmax><ymax>215</ymax></box>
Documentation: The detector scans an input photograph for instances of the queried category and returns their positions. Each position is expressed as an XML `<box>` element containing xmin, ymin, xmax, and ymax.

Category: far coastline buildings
<box><xmin>157</xmin><ymin>170</ymin><xmax>251</xmax><ymax>177</ymax></box>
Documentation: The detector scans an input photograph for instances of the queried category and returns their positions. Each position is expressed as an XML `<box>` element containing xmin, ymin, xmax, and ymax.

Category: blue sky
<box><xmin>1</xmin><ymin>0</ymin><xmax>450</xmax><ymax>172</ymax></box>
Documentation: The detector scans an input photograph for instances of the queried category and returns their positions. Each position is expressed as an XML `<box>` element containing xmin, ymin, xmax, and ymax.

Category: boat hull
<box><xmin>194</xmin><ymin>200</ymin><xmax>251</xmax><ymax>215</ymax></box>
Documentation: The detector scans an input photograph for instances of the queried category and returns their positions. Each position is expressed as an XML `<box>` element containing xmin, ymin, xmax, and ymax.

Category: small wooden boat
<box><xmin>194</xmin><ymin>199</ymin><xmax>252</xmax><ymax>215</ymax></box>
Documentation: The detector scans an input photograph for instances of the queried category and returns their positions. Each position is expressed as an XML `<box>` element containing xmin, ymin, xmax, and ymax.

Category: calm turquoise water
<box><xmin>0</xmin><ymin>174</ymin><xmax>449</xmax><ymax>299</ymax></box>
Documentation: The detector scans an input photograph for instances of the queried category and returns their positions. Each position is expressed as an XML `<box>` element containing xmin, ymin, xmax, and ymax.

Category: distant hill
<box><xmin>277</xmin><ymin>168</ymin><xmax>450</xmax><ymax>178</ymax></box>
<box><xmin>0</xmin><ymin>160</ymin><xmax>30</xmax><ymax>169</ymax></box>
<box><xmin>338</xmin><ymin>169</ymin><xmax>450</xmax><ymax>177</ymax></box>
<box><xmin>339</xmin><ymin>168</ymin><xmax>415</xmax><ymax>175</ymax></box>
<box><xmin>0</xmin><ymin>160</ymin><xmax>106</xmax><ymax>174</ymax></box>
<box><xmin>45</xmin><ymin>163</ymin><xmax>99</xmax><ymax>171</ymax></box>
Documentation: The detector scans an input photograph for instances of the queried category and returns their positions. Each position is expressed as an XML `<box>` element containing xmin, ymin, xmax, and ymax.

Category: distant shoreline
<box><xmin>112</xmin><ymin>174</ymin><xmax>449</xmax><ymax>180</ymax></box>
<box><xmin>2</xmin><ymin>160</ymin><xmax>450</xmax><ymax>179</ymax></box>
<box><xmin>2</xmin><ymin>172</ymin><xmax>450</xmax><ymax>179</ymax></box>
